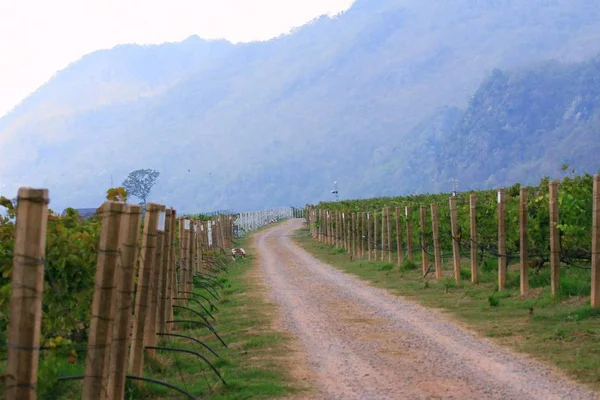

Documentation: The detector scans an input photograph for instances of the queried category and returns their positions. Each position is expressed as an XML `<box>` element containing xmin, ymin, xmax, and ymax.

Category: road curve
<box><xmin>255</xmin><ymin>219</ymin><xmax>599</xmax><ymax>400</ymax></box>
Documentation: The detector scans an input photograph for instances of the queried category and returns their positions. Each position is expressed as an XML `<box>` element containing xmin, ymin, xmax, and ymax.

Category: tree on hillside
<box><xmin>122</xmin><ymin>169</ymin><xmax>160</xmax><ymax>210</ymax></box>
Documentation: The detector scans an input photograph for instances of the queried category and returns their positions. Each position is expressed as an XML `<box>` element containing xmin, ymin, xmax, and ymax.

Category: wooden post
<box><xmin>374</xmin><ymin>211</ymin><xmax>378</xmax><ymax>260</ymax></box>
<box><xmin>219</xmin><ymin>216</ymin><xmax>226</xmax><ymax>251</ymax></box>
<box><xmin>367</xmin><ymin>213</ymin><xmax>372</xmax><ymax>260</ymax></box>
<box><xmin>352</xmin><ymin>212</ymin><xmax>357</xmax><ymax>257</ymax></box>
<box><xmin>343</xmin><ymin>212</ymin><xmax>347</xmax><ymax>251</ymax></box>
<box><xmin>187</xmin><ymin>220</ymin><xmax>195</xmax><ymax>299</ymax></box>
<box><xmin>431</xmin><ymin>204</ymin><xmax>442</xmax><ymax>279</ymax></box>
<box><xmin>107</xmin><ymin>204</ymin><xmax>142</xmax><ymax>400</ymax></box>
<box><xmin>341</xmin><ymin>213</ymin><xmax>346</xmax><ymax>251</ymax></box>
<box><xmin>145</xmin><ymin>206</ymin><xmax>166</xmax><ymax>357</ymax></box>
<box><xmin>381</xmin><ymin>208</ymin><xmax>386</xmax><ymax>261</ymax></box>
<box><xmin>83</xmin><ymin>201</ymin><xmax>126</xmax><ymax>399</ymax></box>
<box><xmin>449</xmin><ymin>197</ymin><xmax>461</xmax><ymax>282</ymax></box>
<box><xmin>406</xmin><ymin>206</ymin><xmax>413</xmax><ymax>263</ymax></box>
<box><xmin>592</xmin><ymin>175</ymin><xmax>600</xmax><ymax>307</ymax></box>
<box><xmin>338</xmin><ymin>212</ymin><xmax>342</xmax><ymax>249</ymax></box>
<box><xmin>395</xmin><ymin>208</ymin><xmax>403</xmax><ymax>267</ymax></box>
<box><xmin>336</xmin><ymin>212</ymin><xmax>340</xmax><ymax>248</ymax></box>
<box><xmin>330</xmin><ymin>212</ymin><xmax>334</xmax><ymax>246</ymax></box>
<box><xmin>5</xmin><ymin>188</ymin><xmax>49</xmax><ymax>400</ymax></box>
<box><xmin>316</xmin><ymin>211</ymin><xmax>320</xmax><ymax>242</ymax></box>
<box><xmin>322</xmin><ymin>211</ymin><xmax>326</xmax><ymax>244</ymax></box>
<box><xmin>354</xmin><ymin>212</ymin><xmax>359</xmax><ymax>257</ymax></box>
<box><xmin>497</xmin><ymin>189</ymin><xmax>507</xmax><ymax>291</ymax></box>
<box><xmin>520</xmin><ymin>187</ymin><xmax>529</xmax><ymax>295</ymax></box>
<box><xmin>420</xmin><ymin>205</ymin><xmax>427</xmax><ymax>276</ymax></box>
<box><xmin>469</xmin><ymin>194</ymin><xmax>478</xmax><ymax>284</ymax></box>
<box><xmin>325</xmin><ymin>212</ymin><xmax>329</xmax><ymax>245</ymax></box>
<box><xmin>386</xmin><ymin>207</ymin><xmax>392</xmax><ymax>263</ymax></box>
<box><xmin>180</xmin><ymin>218</ymin><xmax>189</xmax><ymax>303</ymax></box>
<box><xmin>129</xmin><ymin>203</ymin><xmax>161</xmax><ymax>377</ymax></box>
<box><xmin>549</xmin><ymin>180</ymin><xmax>560</xmax><ymax>295</ymax></box>
<box><xmin>168</xmin><ymin>211</ymin><xmax>177</xmax><ymax>330</ymax></box>
<box><xmin>348</xmin><ymin>213</ymin><xmax>352</xmax><ymax>254</ymax></box>
<box><xmin>345</xmin><ymin>213</ymin><xmax>350</xmax><ymax>253</ymax></box>
<box><xmin>360</xmin><ymin>212</ymin><xmax>365</xmax><ymax>258</ymax></box>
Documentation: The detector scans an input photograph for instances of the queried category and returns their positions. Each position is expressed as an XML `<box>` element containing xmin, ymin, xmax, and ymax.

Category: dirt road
<box><xmin>255</xmin><ymin>219</ymin><xmax>598</xmax><ymax>400</ymax></box>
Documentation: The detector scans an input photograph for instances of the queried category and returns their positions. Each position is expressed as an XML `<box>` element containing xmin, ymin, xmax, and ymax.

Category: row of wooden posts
<box><xmin>5</xmin><ymin>188</ymin><xmax>234</xmax><ymax>400</ymax></box>
<box><xmin>235</xmin><ymin>207</ymin><xmax>296</xmax><ymax>235</ymax></box>
<box><xmin>306</xmin><ymin>175</ymin><xmax>600</xmax><ymax>307</ymax></box>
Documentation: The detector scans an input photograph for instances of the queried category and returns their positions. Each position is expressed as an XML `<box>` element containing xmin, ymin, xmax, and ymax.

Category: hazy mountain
<box><xmin>1</xmin><ymin>0</ymin><xmax>600</xmax><ymax>212</ymax></box>
<box><xmin>372</xmin><ymin>56</ymin><xmax>600</xmax><ymax>195</ymax></box>
<box><xmin>438</xmin><ymin>56</ymin><xmax>600</xmax><ymax>188</ymax></box>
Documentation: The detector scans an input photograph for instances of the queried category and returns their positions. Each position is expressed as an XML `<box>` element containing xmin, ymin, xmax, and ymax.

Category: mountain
<box><xmin>2</xmin><ymin>0</ymin><xmax>600</xmax><ymax>212</ymax></box>
<box><xmin>438</xmin><ymin>56</ymin><xmax>600</xmax><ymax>188</ymax></box>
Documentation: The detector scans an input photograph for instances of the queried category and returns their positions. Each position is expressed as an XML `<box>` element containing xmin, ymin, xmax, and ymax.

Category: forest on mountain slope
<box><xmin>1</xmin><ymin>0</ymin><xmax>600</xmax><ymax>211</ymax></box>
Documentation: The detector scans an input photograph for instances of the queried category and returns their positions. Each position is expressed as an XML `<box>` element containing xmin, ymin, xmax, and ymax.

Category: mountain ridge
<box><xmin>1</xmin><ymin>0</ymin><xmax>600</xmax><ymax>212</ymax></box>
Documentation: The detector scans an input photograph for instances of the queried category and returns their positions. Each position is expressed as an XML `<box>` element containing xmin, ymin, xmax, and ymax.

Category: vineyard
<box><xmin>0</xmin><ymin>189</ymin><xmax>293</xmax><ymax>399</ymax></box>
<box><xmin>307</xmin><ymin>172</ymin><xmax>600</xmax><ymax>303</ymax></box>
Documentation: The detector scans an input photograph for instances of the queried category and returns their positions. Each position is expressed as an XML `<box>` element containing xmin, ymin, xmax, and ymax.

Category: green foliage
<box><xmin>401</xmin><ymin>259</ymin><xmax>418</xmax><ymax>271</ymax></box>
<box><xmin>106</xmin><ymin>186</ymin><xmax>128</xmax><ymax>202</ymax></box>
<box><xmin>488</xmin><ymin>295</ymin><xmax>500</xmax><ymax>307</ymax></box>
<box><xmin>313</xmin><ymin>172</ymin><xmax>594</xmax><ymax>271</ymax></box>
<box><xmin>0</xmin><ymin>198</ymin><xmax>100</xmax><ymax>344</ymax></box>
<box><xmin>376</xmin><ymin>263</ymin><xmax>394</xmax><ymax>271</ymax></box>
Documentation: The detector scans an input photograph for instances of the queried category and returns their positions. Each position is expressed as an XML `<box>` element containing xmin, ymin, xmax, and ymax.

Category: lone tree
<box><xmin>122</xmin><ymin>169</ymin><xmax>160</xmax><ymax>210</ymax></box>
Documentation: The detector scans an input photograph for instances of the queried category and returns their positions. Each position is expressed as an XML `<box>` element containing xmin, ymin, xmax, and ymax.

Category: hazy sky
<box><xmin>0</xmin><ymin>0</ymin><xmax>354</xmax><ymax>117</ymax></box>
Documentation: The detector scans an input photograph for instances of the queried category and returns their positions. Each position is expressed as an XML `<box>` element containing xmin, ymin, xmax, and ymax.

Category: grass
<box><xmin>294</xmin><ymin>228</ymin><xmax>600</xmax><ymax>391</ymax></box>
<box><xmin>19</xmin><ymin>235</ymin><xmax>303</xmax><ymax>399</ymax></box>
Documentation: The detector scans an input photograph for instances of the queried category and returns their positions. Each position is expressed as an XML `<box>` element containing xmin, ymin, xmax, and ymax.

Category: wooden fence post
<box><xmin>107</xmin><ymin>204</ymin><xmax>142</xmax><ymax>400</ymax></box>
<box><xmin>497</xmin><ymin>189</ymin><xmax>506</xmax><ymax>291</ymax></box>
<box><xmin>168</xmin><ymin>211</ymin><xmax>177</xmax><ymax>330</ymax></box>
<box><xmin>180</xmin><ymin>218</ymin><xmax>190</xmax><ymax>304</ymax></box>
<box><xmin>395</xmin><ymin>208</ymin><xmax>403</xmax><ymax>267</ymax></box>
<box><xmin>83</xmin><ymin>201</ymin><xmax>126</xmax><ymax>399</ymax></box>
<box><xmin>386</xmin><ymin>207</ymin><xmax>392</xmax><ymax>263</ymax></box>
<box><xmin>374</xmin><ymin>211</ymin><xmax>378</xmax><ymax>261</ymax></box>
<box><xmin>420</xmin><ymin>205</ymin><xmax>427</xmax><ymax>276</ymax></box>
<box><xmin>470</xmin><ymin>194</ymin><xmax>478</xmax><ymax>284</ymax></box>
<box><xmin>361</xmin><ymin>212</ymin><xmax>366</xmax><ymax>258</ymax></box>
<box><xmin>344</xmin><ymin>213</ymin><xmax>349</xmax><ymax>252</ymax></box>
<box><xmin>353</xmin><ymin>213</ymin><xmax>358</xmax><ymax>257</ymax></box>
<box><xmin>129</xmin><ymin>203</ymin><xmax>161</xmax><ymax>377</ymax></box>
<box><xmin>187</xmin><ymin>220</ymin><xmax>195</xmax><ymax>299</ymax></box>
<box><xmin>381</xmin><ymin>208</ymin><xmax>386</xmax><ymax>261</ymax></box>
<box><xmin>520</xmin><ymin>187</ymin><xmax>529</xmax><ymax>295</ymax></box>
<box><xmin>367</xmin><ymin>213</ymin><xmax>372</xmax><ymax>260</ymax></box>
<box><xmin>338</xmin><ymin>212</ymin><xmax>342</xmax><ymax>249</ymax></box>
<box><xmin>449</xmin><ymin>197</ymin><xmax>461</xmax><ymax>282</ymax></box>
<box><xmin>406</xmin><ymin>206</ymin><xmax>413</xmax><ymax>263</ymax></box>
<box><xmin>5</xmin><ymin>188</ymin><xmax>49</xmax><ymax>400</ymax></box>
<box><xmin>549</xmin><ymin>180</ymin><xmax>560</xmax><ymax>295</ymax></box>
<box><xmin>592</xmin><ymin>174</ymin><xmax>600</xmax><ymax>307</ymax></box>
<box><xmin>331</xmin><ymin>211</ymin><xmax>336</xmax><ymax>247</ymax></box>
<box><xmin>336</xmin><ymin>212</ymin><xmax>340</xmax><ymax>248</ymax></box>
<box><xmin>325</xmin><ymin>212</ymin><xmax>329</xmax><ymax>245</ymax></box>
<box><xmin>145</xmin><ymin>206</ymin><xmax>166</xmax><ymax>357</ymax></box>
<box><xmin>319</xmin><ymin>210</ymin><xmax>327</xmax><ymax>243</ymax></box>
<box><xmin>431</xmin><ymin>204</ymin><xmax>442</xmax><ymax>279</ymax></box>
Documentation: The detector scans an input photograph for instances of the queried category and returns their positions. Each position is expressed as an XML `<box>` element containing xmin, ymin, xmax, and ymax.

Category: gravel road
<box><xmin>256</xmin><ymin>219</ymin><xmax>599</xmax><ymax>400</ymax></box>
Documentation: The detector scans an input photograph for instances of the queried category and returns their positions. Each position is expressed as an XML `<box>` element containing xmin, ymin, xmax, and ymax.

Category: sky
<box><xmin>0</xmin><ymin>0</ymin><xmax>355</xmax><ymax>118</ymax></box>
